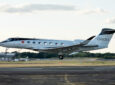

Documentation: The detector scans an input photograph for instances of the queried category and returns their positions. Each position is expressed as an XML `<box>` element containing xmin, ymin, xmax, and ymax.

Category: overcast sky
<box><xmin>0</xmin><ymin>0</ymin><xmax>115</xmax><ymax>53</ymax></box>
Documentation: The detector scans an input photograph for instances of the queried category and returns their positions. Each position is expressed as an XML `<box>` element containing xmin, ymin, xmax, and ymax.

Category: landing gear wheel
<box><xmin>59</xmin><ymin>55</ymin><xmax>64</xmax><ymax>60</ymax></box>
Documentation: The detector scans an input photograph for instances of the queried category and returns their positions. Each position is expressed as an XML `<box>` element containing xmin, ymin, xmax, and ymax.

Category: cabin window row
<box><xmin>26</xmin><ymin>41</ymin><xmax>64</xmax><ymax>46</ymax></box>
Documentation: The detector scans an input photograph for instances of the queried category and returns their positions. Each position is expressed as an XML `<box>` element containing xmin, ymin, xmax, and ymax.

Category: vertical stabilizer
<box><xmin>87</xmin><ymin>28</ymin><xmax>115</xmax><ymax>48</ymax></box>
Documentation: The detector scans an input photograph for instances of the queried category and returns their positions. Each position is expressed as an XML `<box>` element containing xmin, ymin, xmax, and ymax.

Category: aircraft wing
<box><xmin>39</xmin><ymin>36</ymin><xmax>97</xmax><ymax>54</ymax></box>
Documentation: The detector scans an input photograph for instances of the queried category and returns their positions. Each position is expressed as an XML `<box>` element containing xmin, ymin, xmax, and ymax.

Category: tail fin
<box><xmin>87</xmin><ymin>28</ymin><xmax>115</xmax><ymax>48</ymax></box>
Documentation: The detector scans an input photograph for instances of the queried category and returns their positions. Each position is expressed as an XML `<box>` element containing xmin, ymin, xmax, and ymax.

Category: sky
<box><xmin>0</xmin><ymin>0</ymin><xmax>115</xmax><ymax>53</ymax></box>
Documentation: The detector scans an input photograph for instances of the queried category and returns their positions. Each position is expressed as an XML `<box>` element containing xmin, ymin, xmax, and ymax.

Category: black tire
<box><xmin>59</xmin><ymin>55</ymin><xmax>64</xmax><ymax>60</ymax></box>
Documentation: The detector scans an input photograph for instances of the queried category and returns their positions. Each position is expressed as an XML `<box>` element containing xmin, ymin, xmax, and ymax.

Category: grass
<box><xmin>0</xmin><ymin>58</ymin><xmax>115</xmax><ymax>67</ymax></box>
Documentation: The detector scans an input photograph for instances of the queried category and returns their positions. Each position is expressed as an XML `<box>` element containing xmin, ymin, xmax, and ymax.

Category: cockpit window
<box><xmin>8</xmin><ymin>38</ymin><xmax>14</xmax><ymax>41</ymax></box>
<box><xmin>1</xmin><ymin>38</ymin><xmax>11</xmax><ymax>43</ymax></box>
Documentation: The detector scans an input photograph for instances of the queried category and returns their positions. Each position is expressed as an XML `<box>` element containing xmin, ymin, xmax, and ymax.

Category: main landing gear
<box><xmin>5</xmin><ymin>48</ymin><xmax>9</xmax><ymax>54</ymax></box>
<box><xmin>59</xmin><ymin>55</ymin><xmax>64</xmax><ymax>60</ymax></box>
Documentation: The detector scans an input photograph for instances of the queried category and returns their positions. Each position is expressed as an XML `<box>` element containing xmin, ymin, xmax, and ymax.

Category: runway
<box><xmin>0</xmin><ymin>66</ymin><xmax>115</xmax><ymax>85</ymax></box>
<box><xmin>0</xmin><ymin>66</ymin><xmax>115</xmax><ymax>74</ymax></box>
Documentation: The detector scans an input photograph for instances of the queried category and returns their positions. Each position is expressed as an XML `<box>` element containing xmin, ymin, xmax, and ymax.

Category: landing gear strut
<box><xmin>59</xmin><ymin>55</ymin><xmax>64</xmax><ymax>60</ymax></box>
<box><xmin>5</xmin><ymin>48</ymin><xmax>8</xmax><ymax>54</ymax></box>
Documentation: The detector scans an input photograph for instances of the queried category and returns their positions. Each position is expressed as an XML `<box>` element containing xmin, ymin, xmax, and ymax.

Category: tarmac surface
<box><xmin>0</xmin><ymin>66</ymin><xmax>115</xmax><ymax>85</ymax></box>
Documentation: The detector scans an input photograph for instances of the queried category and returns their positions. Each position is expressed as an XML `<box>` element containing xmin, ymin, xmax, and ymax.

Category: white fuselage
<box><xmin>0</xmin><ymin>38</ymin><xmax>98</xmax><ymax>54</ymax></box>
<box><xmin>0</xmin><ymin>39</ymin><xmax>78</xmax><ymax>50</ymax></box>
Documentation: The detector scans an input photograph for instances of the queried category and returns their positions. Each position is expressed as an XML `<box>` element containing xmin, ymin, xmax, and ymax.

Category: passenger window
<box><xmin>33</xmin><ymin>41</ymin><xmax>36</xmax><ymax>44</ymax></box>
<box><xmin>61</xmin><ymin>43</ymin><xmax>64</xmax><ymax>46</ymax></box>
<box><xmin>21</xmin><ymin>41</ymin><xmax>24</xmax><ymax>44</ymax></box>
<box><xmin>49</xmin><ymin>42</ymin><xmax>53</xmax><ymax>45</ymax></box>
<box><xmin>38</xmin><ymin>42</ymin><xmax>41</xmax><ymax>44</ymax></box>
<box><xmin>27</xmin><ymin>41</ymin><xmax>30</xmax><ymax>43</ymax></box>
<box><xmin>44</xmin><ymin>42</ymin><xmax>47</xmax><ymax>45</ymax></box>
<box><xmin>55</xmin><ymin>43</ymin><xmax>58</xmax><ymax>45</ymax></box>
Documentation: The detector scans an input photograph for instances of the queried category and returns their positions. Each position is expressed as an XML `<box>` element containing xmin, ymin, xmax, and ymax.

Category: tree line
<box><xmin>13</xmin><ymin>52</ymin><xmax>115</xmax><ymax>59</ymax></box>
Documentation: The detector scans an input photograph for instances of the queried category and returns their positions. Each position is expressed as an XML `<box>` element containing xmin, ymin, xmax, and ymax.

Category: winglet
<box><xmin>87</xmin><ymin>36</ymin><xmax>95</xmax><ymax>40</ymax></box>
<box><xmin>81</xmin><ymin>36</ymin><xmax>95</xmax><ymax>45</ymax></box>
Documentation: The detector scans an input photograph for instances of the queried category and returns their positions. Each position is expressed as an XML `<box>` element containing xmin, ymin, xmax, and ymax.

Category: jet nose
<box><xmin>0</xmin><ymin>41</ymin><xmax>7</xmax><ymax>46</ymax></box>
<box><xmin>0</xmin><ymin>42</ymin><xmax>3</xmax><ymax>46</ymax></box>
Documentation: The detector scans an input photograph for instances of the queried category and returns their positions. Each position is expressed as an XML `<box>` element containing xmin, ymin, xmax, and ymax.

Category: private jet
<box><xmin>0</xmin><ymin>28</ymin><xmax>115</xmax><ymax>59</ymax></box>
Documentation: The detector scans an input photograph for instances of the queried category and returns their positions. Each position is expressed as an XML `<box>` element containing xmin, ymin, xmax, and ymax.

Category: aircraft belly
<box><xmin>77</xmin><ymin>46</ymin><xmax>99</xmax><ymax>51</ymax></box>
